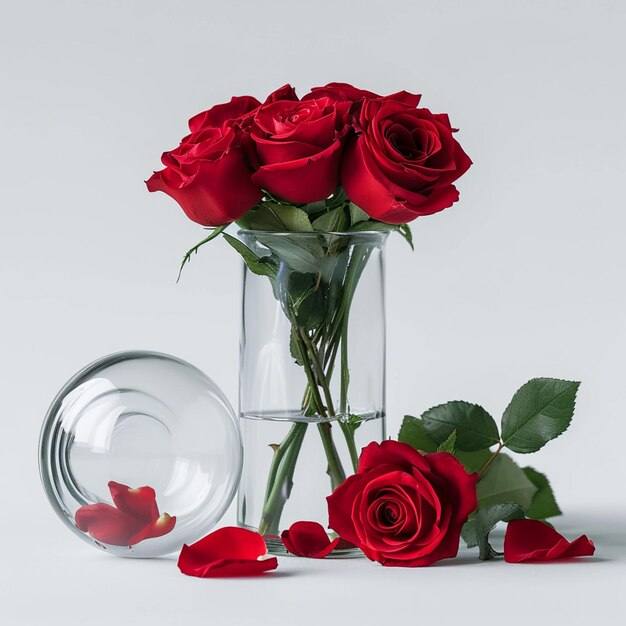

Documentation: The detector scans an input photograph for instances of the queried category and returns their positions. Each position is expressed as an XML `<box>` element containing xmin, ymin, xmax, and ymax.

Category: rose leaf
<box><xmin>398</xmin><ymin>416</ymin><xmax>438</xmax><ymax>453</ymax></box>
<box><xmin>312</xmin><ymin>206</ymin><xmax>349</xmax><ymax>232</ymax></box>
<box><xmin>522</xmin><ymin>467</ymin><xmax>562</xmax><ymax>519</ymax></box>
<box><xmin>222</xmin><ymin>234</ymin><xmax>277</xmax><ymax>279</ymax></box>
<box><xmin>454</xmin><ymin>449</ymin><xmax>492</xmax><ymax>473</ymax></box>
<box><xmin>477</xmin><ymin>453</ymin><xmax>537</xmax><ymax>511</ymax></box>
<box><xmin>420</xmin><ymin>400</ymin><xmax>500</xmax><ymax>451</ymax></box>
<box><xmin>348</xmin><ymin>202</ymin><xmax>369</xmax><ymax>225</ymax></box>
<box><xmin>397</xmin><ymin>224</ymin><xmax>414</xmax><ymax>250</ymax></box>
<box><xmin>437</xmin><ymin>430</ymin><xmax>457</xmax><ymax>454</ymax></box>
<box><xmin>501</xmin><ymin>378</ymin><xmax>580</xmax><ymax>453</ymax></box>
<box><xmin>464</xmin><ymin>503</ymin><xmax>525</xmax><ymax>560</ymax></box>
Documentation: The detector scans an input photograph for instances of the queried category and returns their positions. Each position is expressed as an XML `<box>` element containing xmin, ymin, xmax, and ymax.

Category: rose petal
<box><xmin>75</xmin><ymin>482</ymin><xmax>176</xmax><ymax>546</ymax></box>
<box><xmin>108</xmin><ymin>481</ymin><xmax>159</xmax><ymax>523</ymax></box>
<box><xmin>188</xmin><ymin>95</ymin><xmax>261</xmax><ymax>133</ymax></box>
<box><xmin>75</xmin><ymin>503</ymin><xmax>145</xmax><ymax>546</ymax></box>
<box><xmin>424</xmin><ymin>453</ymin><xmax>478</xmax><ymax>527</ymax></box>
<box><xmin>281</xmin><ymin>521</ymin><xmax>340</xmax><ymax>558</ymax></box>
<box><xmin>327</xmin><ymin>473</ymin><xmax>367</xmax><ymax>546</ymax></box>
<box><xmin>127</xmin><ymin>513</ymin><xmax>177</xmax><ymax>546</ymax></box>
<box><xmin>251</xmin><ymin>139</ymin><xmax>344</xmax><ymax>204</ymax></box>
<box><xmin>178</xmin><ymin>527</ymin><xmax>278</xmax><ymax>578</ymax></box>
<box><xmin>358</xmin><ymin>440</ymin><xmax>430</xmax><ymax>474</ymax></box>
<box><xmin>504</xmin><ymin>519</ymin><xmax>595</xmax><ymax>563</ymax></box>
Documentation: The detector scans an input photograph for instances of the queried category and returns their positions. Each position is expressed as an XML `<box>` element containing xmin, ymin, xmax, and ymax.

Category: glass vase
<box><xmin>237</xmin><ymin>230</ymin><xmax>387</xmax><ymax>556</ymax></box>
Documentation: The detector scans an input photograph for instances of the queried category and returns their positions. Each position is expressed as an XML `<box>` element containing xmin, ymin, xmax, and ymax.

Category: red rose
<box><xmin>302</xmin><ymin>82</ymin><xmax>381</xmax><ymax>104</ymax></box>
<box><xmin>327</xmin><ymin>440</ymin><xmax>477</xmax><ymax>567</ymax></box>
<box><xmin>248</xmin><ymin>95</ymin><xmax>352</xmax><ymax>203</ymax></box>
<box><xmin>342</xmin><ymin>98</ymin><xmax>472</xmax><ymax>223</ymax></box>
<box><xmin>303</xmin><ymin>83</ymin><xmax>421</xmax><ymax>108</ymax></box>
<box><xmin>146</xmin><ymin>97</ymin><xmax>262</xmax><ymax>226</ymax></box>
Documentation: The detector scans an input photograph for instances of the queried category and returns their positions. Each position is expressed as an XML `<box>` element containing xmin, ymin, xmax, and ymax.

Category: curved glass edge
<box><xmin>38</xmin><ymin>350</ymin><xmax>243</xmax><ymax>555</ymax></box>
<box><xmin>237</xmin><ymin>228</ymin><xmax>391</xmax><ymax>244</ymax></box>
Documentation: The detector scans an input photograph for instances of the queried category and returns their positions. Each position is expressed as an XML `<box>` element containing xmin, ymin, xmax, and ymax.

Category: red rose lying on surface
<box><xmin>75</xmin><ymin>481</ymin><xmax>175</xmax><ymax>546</ymax></box>
<box><xmin>327</xmin><ymin>440</ymin><xmax>477</xmax><ymax>567</ymax></box>
<box><xmin>178</xmin><ymin>527</ymin><xmax>278</xmax><ymax>577</ymax></box>
<box><xmin>281</xmin><ymin>521</ymin><xmax>340</xmax><ymax>558</ymax></box>
<box><xmin>504</xmin><ymin>519</ymin><xmax>595</xmax><ymax>563</ymax></box>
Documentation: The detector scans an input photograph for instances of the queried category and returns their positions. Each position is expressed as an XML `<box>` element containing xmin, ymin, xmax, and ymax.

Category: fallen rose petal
<box><xmin>281</xmin><ymin>521</ymin><xmax>340</xmax><ymax>558</ymax></box>
<box><xmin>74</xmin><ymin>481</ymin><xmax>175</xmax><ymax>546</ymax></box>
<box><xmin>504</xmin><ymin>519</ymin><xmax>595</xmax><ymax>563</ymax></box>
<box><xmin>108</xmin><ymin>481</ymin><xmax>158</xmax><ymax>523</ymax></box>
<box><xmin>128</xmin><ymin>513</ymin><xmax>177</xmax><ymax>546</ymax></box>
<box><xmin>178</xmin><ymin>527</ymin><xmax>278</xmax><ymax>578</ymax></box>
<box><xmin>75</xmin><ymin>503</ymin><xmax>144</xmax><ymax>546</ymax></box>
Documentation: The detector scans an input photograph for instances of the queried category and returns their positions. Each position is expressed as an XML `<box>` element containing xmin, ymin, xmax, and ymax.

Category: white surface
<box><xmin>1</xmin><ymin>1</ymin><xmax>625</xmax><ymax>624</ymax></box>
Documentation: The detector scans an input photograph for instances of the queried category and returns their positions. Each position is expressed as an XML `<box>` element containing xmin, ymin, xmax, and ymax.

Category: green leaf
<box><xmin>398</xmin><ymin>224</ymin><xmax>414</xmax><ymax>250</ymax></box>
<box><xmin>501</xmin><ymin>378</ymin><xmax>580</xmax><ymax>453</ymax></box>
<box><xmin>248</xmin><ymin>203</ymin><xmax>314</xmax><ymax>232</ymax></box>
<box><xmin>222</xmin><ymin>233</ymin><xmax>277</xmax><ymax>279</ymax></box>
<box><xmin>463</xmin><ymin>503</ymin><xmax>525</xmax><ymax>559</ymax></box>
<box><xmin>477</xmin><ymin>453</ymin><xmax>537</xmax><ymax>511</ymax></box>
<box><xmin>460</xmin><ymin>518</ymin><xmax>478</xmax><ymax>548</ymax></box>
<box><xmin>398</xmin><ymin>416</ymin><xmax>438</xmax><ymax>453</ymax></box>
<box><xmin>289</xmin><ymin>327</ymin><xmax>304</xmax><ymax>366</ymax></box>
<box><xmin>349</xmin><ymin>220</ymin><xmax>397</xmax><ymax>234</ymax></box>
<box><xmin>325</xmin><ymin>187</ymin><xmax>348</xmax><ymax>209</ymax></box>
<box><xmin>312</xmin><ymin>206</ymin><xmax>349</xmax><ymax>232</ymax></box>
<box><xmin>300</xmin><ymin>199</ymin><xmax>327</xmax><ymax>215</ymax></box>
<box><xmin>420</xmin><ymin>401</ymin><xmax>500</xmax><ymax>451</ymax></box>
<box><xmin>455</xmin><ymin>449</ymin><xmax>492</xmax><ymax>473</ymax></box>
<box><xmin>285</xmin><ymin>272</ymin><xmax>327</xmax><ymax>331</ymax></box>
<box><xmin>254</xmin><ymin>232</ymin><xmax>325</xmax><ymax>275</ymax></box>
<box><xmin>348</xmin><ymin>202</ymin><xmax>370</xmax><ymax>225</ymax></box>
<box><xmin>522</xmin><ymin>467</ymin><xmax>562</xmax><ymax>519</ymax></box>
<box><xmin>437</xmin><ymin>430</ymin><xmax>457</xmax><ymax>453</ymax></box>
<box><xmin>177</xmin><ymin>224</ymin><xmax>227</xmax><ymax>282</ymax></box>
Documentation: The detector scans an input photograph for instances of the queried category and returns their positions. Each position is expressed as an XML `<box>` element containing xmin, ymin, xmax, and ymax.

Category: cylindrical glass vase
<box><xmin>237</xmin><ymin>230</ymin><xmax>387</xmax><ymax>556</ymax></box>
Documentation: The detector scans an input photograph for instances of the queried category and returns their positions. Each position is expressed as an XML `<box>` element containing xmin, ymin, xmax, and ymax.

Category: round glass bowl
<box><xmin>39</xmin><ymin>351</ymin><xmax>242</xmax><ymax>557</ymax></box>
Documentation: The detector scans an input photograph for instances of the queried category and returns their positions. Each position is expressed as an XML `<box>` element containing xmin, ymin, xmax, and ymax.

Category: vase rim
<box><xmin>237</xmin><ymin>228</ymin><xmax>391</xmax><ymax>239</ymax></box>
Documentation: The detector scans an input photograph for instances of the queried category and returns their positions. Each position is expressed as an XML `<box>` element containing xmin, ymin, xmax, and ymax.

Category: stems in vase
<box><xmin>253</xmin><ymin>238</ymin><xmax>380</xmax><ymax>538</ymax></box>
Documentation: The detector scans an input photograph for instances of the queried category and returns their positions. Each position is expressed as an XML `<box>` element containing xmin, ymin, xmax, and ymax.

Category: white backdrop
<box><xmin>1</xmin><ymin>1</ymin><xmax>625</xmax><ymax>624</ymax></box>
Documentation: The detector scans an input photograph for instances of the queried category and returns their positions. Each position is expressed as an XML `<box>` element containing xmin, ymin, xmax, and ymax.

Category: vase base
<box><xmin>263</xmin><ymin>535</ymin><xmax>364</xmax><ymax>558</ymax></box>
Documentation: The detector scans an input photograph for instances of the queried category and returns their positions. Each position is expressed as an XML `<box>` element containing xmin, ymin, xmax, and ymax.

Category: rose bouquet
<box><xmin>147</xmin><ymin>82</ymin><xmax>472</xmax><ymax>549</ymax></box>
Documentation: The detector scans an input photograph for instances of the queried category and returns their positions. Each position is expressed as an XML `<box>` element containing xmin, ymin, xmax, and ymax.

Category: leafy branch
<box><xmin>398</xmin><ymin>377</ymin><xmax>580</xmax><ymax>559</ymax></box>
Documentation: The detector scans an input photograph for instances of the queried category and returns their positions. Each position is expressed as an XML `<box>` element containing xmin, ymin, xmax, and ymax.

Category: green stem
<box><xmin>292</xmin><ymin>327</ymin><xmax>326</xmax><ymax>416</ymax></box>
<box><xmin>262</xmin><ymin>422</ymin><xmax>301</xmax><ymax>505</ymax></box>
<box><xmin>258</xmin><ymin>422</ymin><xmax>308</xmax><ymax>535</ymax></box>
<box><xmin>296</xmin><ymin>326</ymin><xmax>346</xmax><ymax>488</ymax></box>
<box><xmin>257</xmin><ymin>243</ymin><xmax>374</xmax><ymax>533</ymax></box>
<box><xmin>299</xmin><ymin>328</ymin><xmax>336</xmax><ymax>417</ymax></box>
<box><xmin>338</xmin><ymin>309</ymin><xmax>359</xmax><ymax>472</ymax></box>
<box><xmin>478</xmin><ymin>442</ymin><xmax>504</xmax><ymax>479</ymax></box>
<box><xmin>317</xmin><ymin>421</ymin><xmax>346</xmax><ymax>490</ymax></box>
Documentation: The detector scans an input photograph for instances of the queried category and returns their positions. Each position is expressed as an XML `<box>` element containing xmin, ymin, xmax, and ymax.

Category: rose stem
<box><xmin>258</xmin><ymin>423</ymin><xmax>308</xmax><ymax>536</ymax></box>
<box><xmin>478</xmin><ymin>442</ymin><xmax>504</xmax><ymax>478</ymax></box>
<box><xmin>296</xmin><ymin>326</ymin><xmax>346</xmax><ymax>490</ymax></box>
